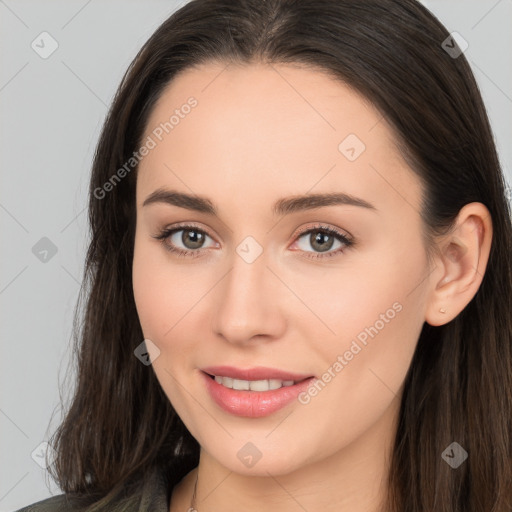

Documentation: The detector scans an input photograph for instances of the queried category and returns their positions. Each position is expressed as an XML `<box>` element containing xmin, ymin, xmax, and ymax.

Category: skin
<box><xmin>132</xmin><ymin>61</ymin><xmax>492</xmax><ymax>512</ymax></box>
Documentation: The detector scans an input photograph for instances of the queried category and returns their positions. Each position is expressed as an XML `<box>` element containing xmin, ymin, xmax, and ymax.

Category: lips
<box><xmin>200</xmin><ymin>365</ymin><xmax>316</xmax><ymax>417</ymax></box>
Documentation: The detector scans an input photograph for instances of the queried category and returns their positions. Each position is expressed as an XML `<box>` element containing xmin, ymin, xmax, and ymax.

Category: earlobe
<box><xmin>425</xmin><ymin>202</ymin><xmax>493</xmax><ymax>327</ymax></box>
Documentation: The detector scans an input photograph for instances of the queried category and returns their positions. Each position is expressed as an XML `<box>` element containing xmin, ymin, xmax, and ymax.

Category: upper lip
<box><xmin>201</xmin><ymin>365</ymin><xmax>313</xmax><ymax>382</ymax></box>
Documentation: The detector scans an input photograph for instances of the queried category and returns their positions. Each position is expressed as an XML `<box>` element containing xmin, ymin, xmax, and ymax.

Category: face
<box><xmin>132</xmin><ymin>61</ymin><xmax>431</xmax><ymax>476</ymax></box>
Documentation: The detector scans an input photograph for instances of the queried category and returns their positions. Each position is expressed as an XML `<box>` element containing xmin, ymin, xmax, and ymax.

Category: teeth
<box><xmin>233</xmin><ymin>378</ymin><xmax>250</xmax><ymax>390</ymax></box>
<box><xmin>269</xmin><ymin>379</ymin><xmax>283</xmax><ymax>390</ymax></box>
<box><xmin>213</xmin><ymin>375</ymin><xmax>296</xmax><ymax>391</ymax></box>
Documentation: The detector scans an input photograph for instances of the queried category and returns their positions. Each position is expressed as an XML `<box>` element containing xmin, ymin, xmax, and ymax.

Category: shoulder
<box><xmin>14</xmin><ymin>463</ymin><xmax>175</xmax><ymax>512</ymax></box>
<box><xmin>13</xmin><ymin>493</ymin><xmax>74</xmax><ymax>512</ymax></box>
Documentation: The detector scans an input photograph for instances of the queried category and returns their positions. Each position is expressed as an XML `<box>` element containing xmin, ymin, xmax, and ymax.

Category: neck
<box><xmin>172</xmin><ymin>396</ymin><xmax>399</xmax><ymax>512</ymax></box>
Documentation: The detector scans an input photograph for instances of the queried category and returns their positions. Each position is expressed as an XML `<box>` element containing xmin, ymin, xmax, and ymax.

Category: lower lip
<box><xmin>201</xmin><ymin>371</ymin><xmax>315</xmax><ymax>418</ymax></box>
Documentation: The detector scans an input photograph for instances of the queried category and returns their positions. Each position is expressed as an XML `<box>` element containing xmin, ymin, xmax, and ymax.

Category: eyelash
<box><xmin>152</xmin><ymin>222</ymin><xmax>354</xmax><ymax>260</ymax></box>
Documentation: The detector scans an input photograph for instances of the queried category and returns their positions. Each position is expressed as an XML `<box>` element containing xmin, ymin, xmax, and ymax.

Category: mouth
<box><xmin>200</xmin><ymin>366</ymin><xmax>316</xmax><ymax>418</ymax></box>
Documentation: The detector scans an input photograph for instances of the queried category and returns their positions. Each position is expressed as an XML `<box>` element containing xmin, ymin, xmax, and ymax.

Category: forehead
<box><xmin>137</xmin><ymin>61</ymin><xmax>421</xmax><ymax>217</ymax></box>
<box><xmin>143</xmin><ymin>60</ymin><xmax>381</xmax><ymax>142</ymax></box>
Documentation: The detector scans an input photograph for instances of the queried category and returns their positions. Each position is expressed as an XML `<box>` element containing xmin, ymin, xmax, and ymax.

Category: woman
<box><xmin>17</xmin><ymin>0</ymin><xmax>512</xmax><ymax>510</ymax></box>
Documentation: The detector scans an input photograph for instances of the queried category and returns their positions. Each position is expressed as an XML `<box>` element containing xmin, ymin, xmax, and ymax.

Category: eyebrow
<box><xmin>142</xmin><ymin>188</ymin><xmax>377</xmax><ymax>216</ymax></box>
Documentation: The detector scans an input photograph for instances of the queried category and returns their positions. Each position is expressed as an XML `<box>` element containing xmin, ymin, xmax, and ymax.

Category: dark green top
<box><xmin>14</xmin><ymin>465</ymin><xmax>172</xmax><ymax>512</ymax></box>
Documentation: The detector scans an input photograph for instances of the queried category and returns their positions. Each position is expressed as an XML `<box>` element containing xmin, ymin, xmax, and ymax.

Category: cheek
<box><xmin>132</xmin><ymin>232</ymin><xmax>202</xmax><ymax>340</ymax></box>
<box><xmin>288</xmin><ymin>235</ymin><xmax>426</xmax><ymax>345</ymax></box>
<box><xmin>296</xmin><ymin>237</ymin><xmax>428</xmax><ymax>422</ymax></box>
<box><xmin>132</xmin><ymin>231</ymin><xmax>187</xmax><ymax>345</ymax></box>
<box><xmin>132</xmin><ymin>238</ymin><xmax>165</xmax><ymax>339</ymax></box>
<box><xmin>132</xmin><ymin>236</ymin><xmax>197</xmax><ymax>409</ymax></box>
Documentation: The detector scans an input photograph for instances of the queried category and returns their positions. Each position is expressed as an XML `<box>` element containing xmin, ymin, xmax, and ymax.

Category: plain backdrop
<box><xmin>1</xmin><ymin>1</ymin><xmax>511</xmax><ymax>510</ymax></box>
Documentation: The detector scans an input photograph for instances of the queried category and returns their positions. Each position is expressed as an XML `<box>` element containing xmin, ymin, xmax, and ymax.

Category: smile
<box><xmin>201</xmin><ymin>367</ymin><xmax>316</xmax><ymax>418</ymax></box>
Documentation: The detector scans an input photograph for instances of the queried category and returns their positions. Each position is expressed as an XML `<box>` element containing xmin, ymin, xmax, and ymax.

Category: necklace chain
<box><xmin>190</xmin><ymin>471</ymin><xmax>198</xmax><ymax>511</ymax></box>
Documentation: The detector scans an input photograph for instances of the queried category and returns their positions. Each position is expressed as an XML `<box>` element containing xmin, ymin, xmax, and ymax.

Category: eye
<box><xmin>152</xmin><ymin>224</ymin><xmax>217</xmax><ymax>257</ymax></box>
<box><xmin>292</xmin><ymin>224</ymin><xmax>353</xmax><ymax>258</ymax></box>
<box><xmin>152</xmin><ymin>222</ymin><xmax>354</xmax><ymax>260</ymax></box>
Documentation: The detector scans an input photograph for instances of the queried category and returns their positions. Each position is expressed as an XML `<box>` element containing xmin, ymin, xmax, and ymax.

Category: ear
<box><xmin>425</xmin><ymin>202</ymin><xmax>493</xmax><ymax>327</ymax></box>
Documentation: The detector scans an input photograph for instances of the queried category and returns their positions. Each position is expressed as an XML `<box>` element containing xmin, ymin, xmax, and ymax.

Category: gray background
<box><xmin>1</xmin><ymin>1</ymin><xmax>511</xmax><ymax>510</ymax></box>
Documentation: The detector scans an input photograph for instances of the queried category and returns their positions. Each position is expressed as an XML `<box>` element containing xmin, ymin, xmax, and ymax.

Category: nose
<box><xmin>211</xmin><ymin>248</ymin><xmax>287</xmax><ymax>345</ymax></box>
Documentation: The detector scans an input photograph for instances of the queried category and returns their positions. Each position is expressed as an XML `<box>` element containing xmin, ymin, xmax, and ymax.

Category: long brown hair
<box><xmin>47</xmin><ymin>0</ymin><xmax>512</xmax><ymax>510</ymax></box>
